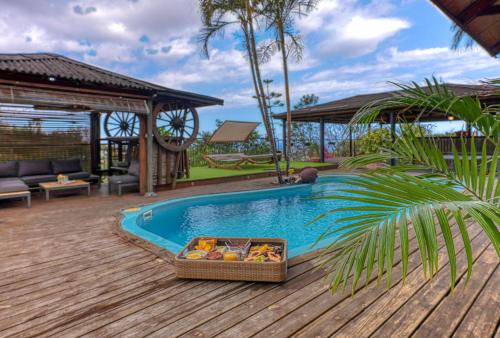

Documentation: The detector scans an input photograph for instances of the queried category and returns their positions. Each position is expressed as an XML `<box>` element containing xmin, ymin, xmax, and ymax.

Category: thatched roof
<box><xmin>272</xmin><ymin>83</ymin><xmax>499</xmax><ymax>123</ymax></box>
<box><xmin>429</xmin><ymin>0</ymin><xmax>500</xmax><ymax>57</ymax></box>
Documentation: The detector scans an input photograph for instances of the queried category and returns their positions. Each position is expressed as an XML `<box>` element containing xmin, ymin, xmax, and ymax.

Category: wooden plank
<box><xmin>453</xmin><ymin>265</ymin><xmax>500</xmax><ymax>337</ymax></box>
<box><xmin>146</xmin><ymin>251</ymin><xmax>331</xmax><ymax>338</ymax></box>
<box><xmin>412</xmin><ymin>246</ymin><xmax>499</xmax><ymax>338</ymax></box>
<box><xmin>0</xmin><ymin>265</ymin><xmax>176</xmax><ymax>337</ymax></box>
<box><xmin>257</xmin><ymin>223</ymin><xmax>476</xmax><ymax>338</ymax></box>
<box><xmin>371</xmin><ymin>243</ymin><xmax>496</xmax><ymax>338</ymax></box>
<box><xmin>76</xmin><ymin>282</ymin><xmax>246</xmax><ymax>338</ymax></box>
<box><xmin>334</xmin><ymin>231</ymin><xmax>490</xmax><ymax>338</ymax></box>
<box><xmin>139</xmin><ymin>114</ymin><xmax>147</xmax><ymax>194</ymax></box>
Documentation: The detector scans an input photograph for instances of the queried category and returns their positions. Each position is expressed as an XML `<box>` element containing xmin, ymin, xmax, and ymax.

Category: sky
<box><xmin>1</xmin><ymin>0</ymin><xmax>498</xmax><ymax>136</ymax></box>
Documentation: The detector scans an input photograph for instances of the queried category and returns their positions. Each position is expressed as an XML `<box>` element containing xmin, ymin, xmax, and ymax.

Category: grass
<box><xmin>179</xmin><ymin>161</ymin><xmax>332</xmax><ymax>182</ymax></box>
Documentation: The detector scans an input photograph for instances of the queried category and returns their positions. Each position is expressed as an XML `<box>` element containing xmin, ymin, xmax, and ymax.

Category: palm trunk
<box><xmin>278</xmin><ymin>20</ymin><xmax>292</xmax><ymax>174</ymax></box>
<box><xmin>244</xmin><ymin>0</ymin><xmax>284</xmax><ymax>183</ymax></box>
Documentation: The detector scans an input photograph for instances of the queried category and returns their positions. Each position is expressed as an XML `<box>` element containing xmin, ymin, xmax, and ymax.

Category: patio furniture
<box><xmin>0</xmin><ymin>159</ymin><xmax>99</xmax><ymax>189</ymax></box>
<box><xmin>203</xmin><ymin>153</ymin><xmax>247</xmax><ymax>169</ymax></box>
<box><xmin>108</xmin><ymin>160</ymin><xmax>140</xmax><ymax>196</ymax></box>
<box><xmin>39</xmin><ymin>180</ymin><xmax>90</xmax><ymax>200</ymax></box>
<box><xmin>0</xmin><ymin>191</ymin><xmax>31</xmax><ymax>208</ymax></box>
<box><xmin>204</xmin><ymin>121</ymin><xmax>281</xmax><ymax>169</ymax></box>
<box><xmin>243</xmin><ymin>152</ymin><xmax>282</xmax><ymax>164</ymax></box>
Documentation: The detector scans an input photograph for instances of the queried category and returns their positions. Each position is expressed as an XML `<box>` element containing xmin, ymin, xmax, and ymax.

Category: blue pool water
<box><xmin>121</xmin><ymin>175</ymin><xmax>364</xmax><ymax>257</ymax></box>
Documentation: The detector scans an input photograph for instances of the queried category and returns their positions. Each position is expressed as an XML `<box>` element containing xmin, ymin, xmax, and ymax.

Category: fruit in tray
<box><xmin>195</xmin><ymin>238</ymin><xmax>216</xmax><ymax>252</ymax></box>
<box><xmin>207</xmin><ymin>251</ymin><xmax>222</xmax><ymax>260</ymax></box>
<box><xmin>244</xmin><ymin>244</ymin><xmax>282</xmax><ymax>262</ymax></box>
<box><xmin>185</xmin><ymin>250</ymin><xmax>208</xmax><ymax>260</ymax></box>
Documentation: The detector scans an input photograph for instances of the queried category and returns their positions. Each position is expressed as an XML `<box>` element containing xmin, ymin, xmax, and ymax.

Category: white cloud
<box><xmin>299</xmin><ymin>0</ymin><xmax>410</xmax><ymax>57</ymax></box>
<box><xmin>0</xmin><ymin>0</ymin><xmax>200</xmax><ymax>65</ymax></box>
<box><xmin>291</xmin><ymin>46</ymin><xmax>498</xmax><ymax>104</ymax></box>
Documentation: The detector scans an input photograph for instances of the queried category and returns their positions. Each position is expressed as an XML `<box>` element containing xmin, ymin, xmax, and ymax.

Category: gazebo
<box><xmin>273</xmin><ymin>83</ymin><xmax>499</xmax><ymax>162</ymax></box>
<box><xmin>0</xmin><ymin>53</ymin><xmax>223</xmax><ymax>195</ymax></box>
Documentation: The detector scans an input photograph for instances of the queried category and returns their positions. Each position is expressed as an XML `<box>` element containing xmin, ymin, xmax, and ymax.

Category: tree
<box><xmin>314</xmin><ymin>78</ymin><xmax>499</xmax><ymax>294</ymax></box>
<box><xmin>290</xmin><ymin>94</ymin><xmax>319</xmax><ymax>159</ymax></box>
<box><xmin>293</xmin><ymin>93</ymin><xmax>318</xmax><ymax>109</ymax></box>
<box><xmin>198</xmin><ymin>0</ymin><xmax>284</xmax><ymax>183</ymax></box>
<box><xmin>260</xmin><ymin>0</ymin><xmax>319</xmax><ymax>174</ymax></box>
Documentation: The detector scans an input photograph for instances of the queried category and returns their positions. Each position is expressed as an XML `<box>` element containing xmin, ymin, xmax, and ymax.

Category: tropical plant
<box><xmin>357</xmin><ymin>128</ymin><xmax>392</xmax><ymax>155</ymax></box>
<box><xmin>259</xmin><ymin>0</ymin><xmax>319</xmax><ymax>174</ymax></box>
<box><xmin>198</xmin><ymin>0</ymin><xmax>284</xmax><ymax>183</ymax></box>
<box><xmin>314</xmin><ymin>78</ymin><xmax>499</xmax><ymax>294</ymax></box>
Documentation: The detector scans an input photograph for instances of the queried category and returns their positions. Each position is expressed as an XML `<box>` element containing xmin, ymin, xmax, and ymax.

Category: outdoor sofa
<box><xmin>0</xmin><ymin>159</ymin><xmax>99</xmax><ymax>206</ymax></box>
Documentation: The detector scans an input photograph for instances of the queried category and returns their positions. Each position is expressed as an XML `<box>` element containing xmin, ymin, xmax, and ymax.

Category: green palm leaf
<box><xmin>316</xmin><ymin>173</ymin><xmax>500</xmax><ymax>294</ymax></box>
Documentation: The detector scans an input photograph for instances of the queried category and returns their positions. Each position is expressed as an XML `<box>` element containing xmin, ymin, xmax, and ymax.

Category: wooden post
<box><xmin>146</xmin><ymin>101</ymin><xmax>155</xmax><ymax>195</ymax></box>
<box><xmin>89</xmin><ymin>112</ymin><xmax>100</xmax><ymax>175</ymax></box>
<box><xmin>390</xmin><ymin>112</ymin><xmax>396</xmax><ymax>166</ymax></box>
<box><xmin>139</xmin><ymin>114</ymin><xmax>147</xmax><ymax>195</ymax></box>
<box><xmin>320</xmin><ymin>117</ymin><xmax>325</xmax><ymax>163</ymax></box>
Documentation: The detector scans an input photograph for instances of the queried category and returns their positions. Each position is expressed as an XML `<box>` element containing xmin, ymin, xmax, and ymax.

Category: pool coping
<box><xmin>114</xmin><ymin>173</ymin><xmax>356</xmax><ymax>265</ymax></box>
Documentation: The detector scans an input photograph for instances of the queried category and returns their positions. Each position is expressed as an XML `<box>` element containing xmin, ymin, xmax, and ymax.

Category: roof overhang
<box><xmin>429</xmin><ymin>0</ymin><xmax>500</xmax><ymax>57</ymax></box>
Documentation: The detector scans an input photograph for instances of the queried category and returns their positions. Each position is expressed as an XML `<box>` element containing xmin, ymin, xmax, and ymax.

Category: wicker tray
<box><xmin>175</xmin><ymin>237</ymin><xmax>287</xmax><ymax>282</ymax></box>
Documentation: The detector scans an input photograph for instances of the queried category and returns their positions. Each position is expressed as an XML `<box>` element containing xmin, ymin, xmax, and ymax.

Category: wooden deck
<box><xmin>0</xmin><ymin>174</ymin><xmax>498</xmax><ymax>337</ymax></box>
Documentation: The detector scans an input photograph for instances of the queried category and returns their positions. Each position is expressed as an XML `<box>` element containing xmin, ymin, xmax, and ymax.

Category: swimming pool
<box><xmin>121</xmin><ymin>175</ymin><xmax>364</xmax><ymax>257</ymax></box>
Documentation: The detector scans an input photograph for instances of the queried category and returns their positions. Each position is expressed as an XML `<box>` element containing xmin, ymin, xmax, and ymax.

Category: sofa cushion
<box><xmin>18</xmin><ymin>160</ymin><xmax>52</xmax><ymax>177</ymax></box>
<box><xmin>66</xmin><ymin>171</ymin><xmax>90</xmax><ymax>180</ymax></box>
<box><xmin>0</xmin><ymin>177</ymin><xmax>29</xmax><ymax>193</ymax></box>
<box><xmin>109</xmin><ymin>174</ymin><xmax>139</xmax><ymax>185</ymax></box>
<box><xmin>128</xmin><ymin>160</ymin><xmax>140</xmax><ymax>176</ymax></box>
<box><xmin>21</xmin><ymin>174</ymin><xmax>57</xmax><ymax>186</ymax></box>
<box><xmin>52</xmin><ymin>159</ymin><xmax>82</xmax><ymax>174</ymax></box>
<box><xmin>0</xmin><ymin>161</ymin><xmax>17</xmax><ymax>178</ymax></box>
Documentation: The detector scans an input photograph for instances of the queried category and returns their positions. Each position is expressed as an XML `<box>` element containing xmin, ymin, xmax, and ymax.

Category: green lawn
<box><xmin>180</xmin><ymin>161</ymin><xmax>331</xmax><ymax>182</ymax></box>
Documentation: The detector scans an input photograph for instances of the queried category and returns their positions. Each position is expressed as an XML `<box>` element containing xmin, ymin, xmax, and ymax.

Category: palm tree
<box><xmin>314</xmin><ymin>78</ymin><xmax>499</xmax><ymax>294</ymax></box>
<box><xmin>260</xmin><ymin>0</ymin><xmax>318</xmax><ymax>174</ymax></box>
<box><xmin>198</xmin><ymin>0</ymin><xmax>284</xmax><ymax>183</ymax></box>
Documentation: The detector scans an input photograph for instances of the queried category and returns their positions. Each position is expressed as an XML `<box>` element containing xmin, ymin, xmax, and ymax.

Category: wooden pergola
<box><xmin>429</xmin><ymin>0</ymin><xmax>500</xmax><ymax>57</ymax></box>
<box><xmin>273</xmin><ymin>83</ymin><xmax>499</xmax><ymax>162</ymax></box>
<box><xmin>0</xmin><ymin>53</ymin><xmax>223</xmax><ymax>195</ymax></box>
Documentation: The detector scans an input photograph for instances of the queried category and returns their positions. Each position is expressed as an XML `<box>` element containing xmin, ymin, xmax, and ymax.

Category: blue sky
<box><xmin>1</xmin><ymin>0</ymin><xmax>498</xmax><ymax>136</ymax></box>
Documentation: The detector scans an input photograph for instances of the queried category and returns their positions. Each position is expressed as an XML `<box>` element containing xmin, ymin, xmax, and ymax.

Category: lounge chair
<box><xmin>203</xmin><ymin>153</ymin><xmax>247</xmax><ymax>169</ymax></box>
<box><xmin>243</xmin><ymin>152</ymin><xmax>282</xmax><ymax>164</ymax></box>
<box><xmin>108</xmin><ymin>160</ymin><xmax>140</xmax><ymax>195</ymax></box>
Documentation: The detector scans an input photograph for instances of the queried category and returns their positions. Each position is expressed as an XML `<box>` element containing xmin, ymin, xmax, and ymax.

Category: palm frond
<box><xmin>315</xmin><ymin>173</ymin><xmax>500</xmax><ymax>294</ymax></box>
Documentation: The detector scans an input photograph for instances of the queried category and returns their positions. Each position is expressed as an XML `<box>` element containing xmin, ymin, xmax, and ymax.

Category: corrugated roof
<box><xmin>273</xmin><ymin>83</ymin><xmax>499</xmax><ymax>122</ymax></box>
<box><xmin>0</xmin><ymin>53</ymin><xmax>223</xmax><ymax>106</ymax></box>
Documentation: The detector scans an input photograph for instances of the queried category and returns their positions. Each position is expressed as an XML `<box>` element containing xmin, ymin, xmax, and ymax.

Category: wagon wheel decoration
<box><xmin>153</xmin><ymin>102</ymin><xmax>199</xmax><ymax>152</ymax></box>
<box><xmin>104</xmin><ymin>112</ymin><xmax>139</xmax><ymax>138</ymax></box>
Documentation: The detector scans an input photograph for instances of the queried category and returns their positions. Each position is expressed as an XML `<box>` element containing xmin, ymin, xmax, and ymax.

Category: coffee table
<box><xmin>39</xmin><ymin>180</ymin><xmax>90</xmax><ymax>200</ymax></box>
<box><xmin>0</xmin><ymin>190</ymin><xmax>31</xmax><ymax>207</ymax></box>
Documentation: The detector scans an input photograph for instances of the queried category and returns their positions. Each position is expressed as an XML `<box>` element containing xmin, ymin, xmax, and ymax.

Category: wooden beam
<box><xmin>478</xmin><ymin>4</ymin><xmax>500</xmax><ymax>16</ymax></box>
<box><xmin>457</xmin><ymin>0</ymin><xmax>496</xmax><ymax>25</ymax></box>
<box><xmin>139</xmin><ymin>115</ymin><xmax>147</xmax><ymax>195</ymax></box>
<box><xmin>89</xmin><ymin>112</ymin><xmax>100</xmax><ymax>174</ymax></box>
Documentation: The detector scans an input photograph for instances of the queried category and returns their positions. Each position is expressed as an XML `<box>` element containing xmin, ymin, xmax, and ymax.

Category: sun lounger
<box><xmin>243</xmin><ymin>153</ymin><xmax>282</xmax><ymax>164</ymax></box>
<box><xmin>203</xmin><ymin>153</ymin><xmax>247</xmax><ymax>169</ymax></box>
